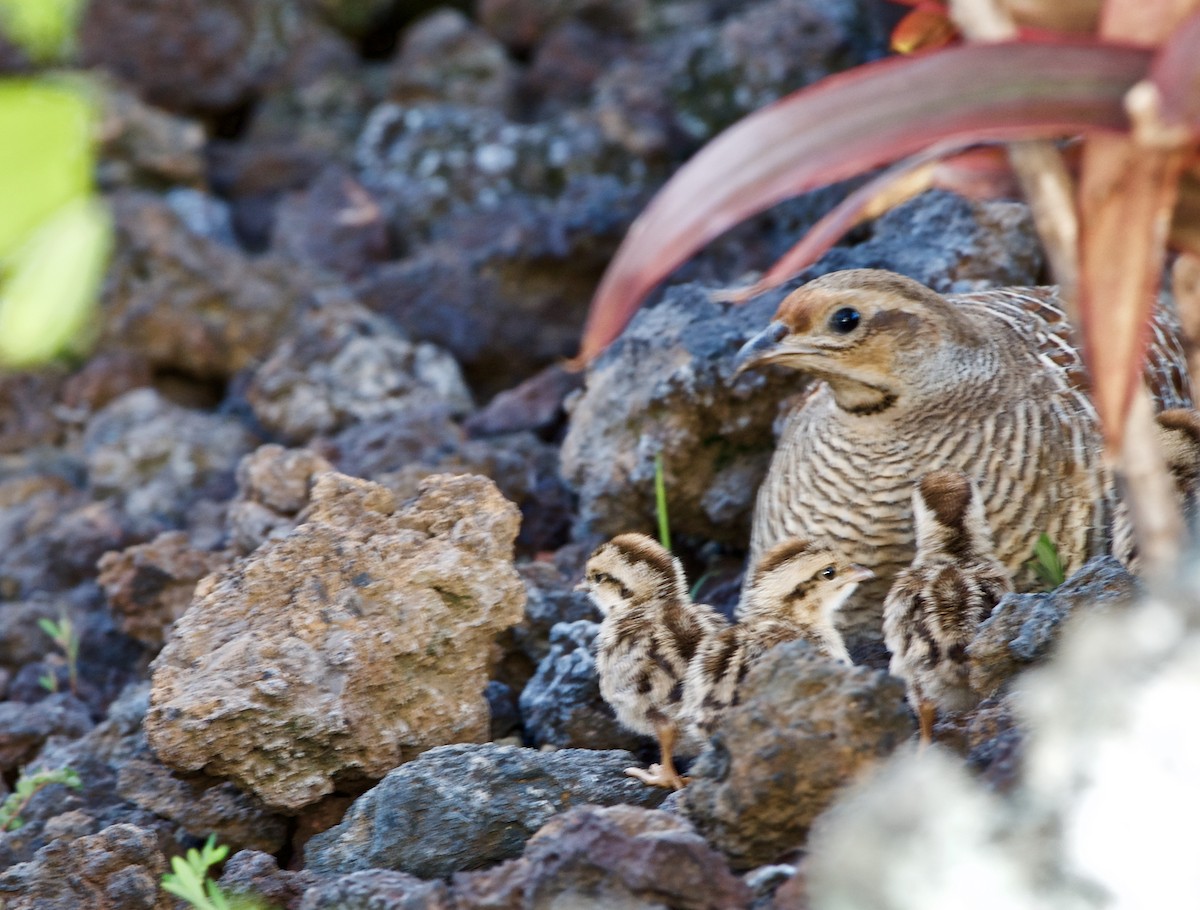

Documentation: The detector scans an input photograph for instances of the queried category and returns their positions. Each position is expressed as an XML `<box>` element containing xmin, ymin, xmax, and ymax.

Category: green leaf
<box><xmin>576</xmin><ymin>40</ymin><xmax>1153</xmax><ymax>363</ymax></box>
<box><xmin>654</xmin><ymin>453</ymin><xmax>671</xmax><ymax>552</ymax></box>
<box><xmin>0</xmin><ymin>196</ymin><xmax>111</xmax><ymax>367</ymax></box>
<box><xmin>0</xmin><ymin>0</ymin><xmax>86</xmax><ymax>62</ymax></box>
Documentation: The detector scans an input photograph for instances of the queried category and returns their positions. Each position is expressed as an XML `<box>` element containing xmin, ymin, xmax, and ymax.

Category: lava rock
<box><xmin>97</xmin><ymin>531</ymin><xmax>231</xmax><ymax>648</ymax></box>
<box><xmin>243</xmin><ymin>293</ymin><xmax>472</xmax><ymax>445</ymax></box>
<box><xmin>219</xmin><ymin>850</ymin><xmax>324</xmax><ymax>910</ymax></box>
<box><xmin>511</xmin><ymin>561</ymin><xmax>601</xmax><ymax>666</ymax></box>
<box><xmin>519</xmin><ymin>620</ymin><xmax>645</xmax><ymax>751</ymax></box>
<box><xmin>83</xmin><ymin>388</ymin><xmax>257</xmax><ymax>539</ymax></box>
<box><xmin>95</xmin><ymin>76</ymin><xmax>206</xmax><ymax>189</ymax></box>
<box><xmin>225</xmin><ymin>444</ymin><xmax>335</xmax><ymax>554</ymax></box>
<box><xmin>299</xmin><ymin>870</ymin><xmax>453</xmax><ymax>910</ymax></box>
<box><xmin>0</xmin><ymin>823</ymin><xmax>170</xmax><ymax>910</ymax></box>
<box><xmin>0</xmin><ymin>695</ymin><xmax>94</xmax><ymax>771</ymax></box>
<box><xmin>679</xmin><ymin>641</ymin><xmax>914</xmax><ymax>869</ymax></box>
<box><xmin>305</xmin><ymin>743</ymin><xmax>668</xmax><ymax>878</ymax></box>
<box><xmin>145</xmin><ymin>473</ymin><xmax>525</xmax><ymax>812</ymax></box>
<box><xmin>968</xmin><ymin>557</ymin><xmax>1139</xmax><ymax>697</ymax></box>
<box><xmin>453</xmin><ymin>804</ymin><xmax>751</xmax><ymax>909</ymax></box>
<box><xmin>0</xmin><ymin>370</ymin><xmax>68</xmax><ymax>453</ymax></box>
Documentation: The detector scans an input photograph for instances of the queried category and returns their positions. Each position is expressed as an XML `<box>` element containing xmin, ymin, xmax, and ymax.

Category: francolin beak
<box><xmin>733</xmin><ymin>321</ymin><xmax>789</xmax><ymax>375</ymax></box>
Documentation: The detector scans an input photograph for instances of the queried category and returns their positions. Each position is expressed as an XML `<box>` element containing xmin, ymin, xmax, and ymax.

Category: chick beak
<box><xmin>733</xmin><ymin>321</ymin><xmax>789</xmax><ymax>376</ymax></box>
<box><xmin>847</xmin><ymin>565</ymin><xmax>874</xmax><ymax>584</ymax></box>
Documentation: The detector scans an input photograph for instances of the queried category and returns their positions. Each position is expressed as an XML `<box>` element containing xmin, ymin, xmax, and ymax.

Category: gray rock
<box><xmin>219</xmin><ymin>850</ymin><xmax>324</xmax><ymax>910</ymax></box>
<box><xmin>453</xmin><ymin>804</ymin><xmax>751</xmax><ymax>910</ymax></box>
<box><xmin>305</xmin><ymin>743</ymin><xmax>668</xmax><ymax>878</ymax></box>
<box><xmin>512</xmin><ymin>562</ymin><xmax>601</xmax><ymax>666</ymax></box>
<box><xmin>679</xmin><ymin>641</ymin><xmax>913</xmax><ymax>869</ymax></box>
<box><xmin>225</xmin><ymin>444</ymin><xmax>335</xmax><ymax>554</ymax></box>
<box><xmin>0</xmin><ymin>695</ymin><xmax>94</xmax><ymax>770</ymax></box>
<box><xmin>0</xmin><ymin>823</ymin><xmax>169</xmax><ymax>910</ymax></box>
<box><xmin>519</xmin><ymin>620</ymin><xmax>646</xmax><ymax>751</ymax></box>
<box><xmin>83</xmin><ymin>388</ymin><xmax>257</xmax><ymax>538</ymax></box>
<box><xmin>244</xmin><ymin>293</ymin><xmax>472</xmax><ymax>445</ymax></box>
<box><xmin>300</xmin><ymin>870</ymin><xmax>453</xmax><ymax>910</ymax></box>
<box><xmin>969</xmin><ymin>557</ymin><xmax>1138</xmax><ymax>697</ymax></box>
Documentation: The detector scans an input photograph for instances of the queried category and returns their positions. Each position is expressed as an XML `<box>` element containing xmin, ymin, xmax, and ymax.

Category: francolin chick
<box><xmin>684</xmin><ymin>538</ymin><xmax>871</xmax><ymax>739</ymax></box>
<box><xmin>579</xmin><ymin>533</ymin><xmax>728</xmax><ymax>789</ymax></box>
<box><xmin>736</xmin><ymin>269</ymin><xmax>1192</xmax><ymax>657</ymax></box>
<box><xmin>882</xmin><ymin>470</ymin><xmax>1013</xmax><ymax>744</ymax></box>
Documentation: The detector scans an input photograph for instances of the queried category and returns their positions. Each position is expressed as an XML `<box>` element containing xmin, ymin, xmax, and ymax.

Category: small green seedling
<box><xmin>1029</xmin><ymin>533</ymin><xmax>1066</xmax><ymax>590</ymax></box>
<box><xmin>161</xmin><ymin>835</ymin><xmax>273</xmax><ymax>910</ymax></box>
<box><xmin>654</xmin><ymin>453</ymin><xmax>671</xmax><ymax>552</ymax></box>
<box><xmin>37</xmin><ymin>615</ymin><xmax>79</xmax><ymax>695</ymax></box>
<box><xmin>0</xmin><ymin>766</ymin><xmax>81</xmax><ymax>831</ymax></box>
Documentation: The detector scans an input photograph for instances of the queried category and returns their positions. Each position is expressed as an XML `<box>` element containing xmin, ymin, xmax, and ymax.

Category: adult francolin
<box><xmin>882</xmin><ymin>470</ymin><xmax>1013</xmax><ymax>743</ymax></box>
<box><xmin>578</xmin><ymin>532</ymin><xmax>728</xmax><ymax>789</ymax></box>
<box><xmin>684</xmin><ymin>537</ymin><xmax>869</xmax><ymax>739</ymax></box>
<box><xmin>736</xmin><ymin>268</ymin><xmax>1192</xmax><ymax>658</ymax></box>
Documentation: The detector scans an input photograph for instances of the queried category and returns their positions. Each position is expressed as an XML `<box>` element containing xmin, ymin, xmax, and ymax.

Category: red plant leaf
<box><xmin>575</xmin><ymin>40</ymin><xmax>1152</xmax><ymax>364</ymax></box>
<box><xmin>1150</xmin><ymin>10</ymin><xmax>1200</xmax><ymax>131</ymax></box>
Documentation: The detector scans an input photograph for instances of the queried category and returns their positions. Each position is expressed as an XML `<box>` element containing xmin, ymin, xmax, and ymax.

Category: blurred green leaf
<box><xmin>0</xmin><ymin>196</ymin><xmax>110</xmax><ymax>366</ymax></box>
<box><xmin>0</xmin><ymin>0</ymin><xmax>86</xmax><ymax>62</ymax></box>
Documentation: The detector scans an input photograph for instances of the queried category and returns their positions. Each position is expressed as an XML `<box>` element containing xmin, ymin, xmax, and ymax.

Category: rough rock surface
<box><xmin>519</xmin><ymin>620</ymin><xmax>646</xmax><ymax>751</ymax></box>
<box><xmin>390</xmin><ymin>9</ymin><xmax>517</xmax><ymax>113</ymax></box>
<box><xmin>0</xmin><ymin>695</ymin><xmax>93</xmax><ymax>770</ymax></box>
<box><xmin>226</xmin><ymin>444</ymin><xmax>335</xmax><ymax>554</ymax></box>
<box><xmin>679</xmin><ymin>640</ymin><xmax>914</xmax><ymax>869</ymax></box>
<box><xmin>453</xmin><ymin>804</ymin><xmax>751</xmax><ymax>910</ymax></box>
<box><xmin>305</xmin><ymin>744</ymin><xmax>669</xmax><ymax>878</ymax></box>
<box><xmin>244</xmin><ymin>294</ymin><xmax>473</xmax><ymax>444</ymax></box>
<box><xmin>969</xmin><ymin>557</ymin><xmax>1139</xmax><ymax>697</ymax></box>
<box><xmin>97</xmin><ymin>531</ymin><xmax>231</xmax><ymax>647</ymax></box>
<box><xmin>145</xmin><ymin>472</ymin><xmax>525</xmax><ymax>811</ymax></box>
<box><xmin>0</xmin><ymin>823</ymin><xmax>170</xmax><ymax>910</ymax></box>
<box><xmin>299</xmin><ymin>870</ymin><xmax>453</xmax><ymax>910</ymax></box>
<box><xmin>219</xmin><ymin>850</ymin><xmax>324</xmax><ymax>910</ymax></box>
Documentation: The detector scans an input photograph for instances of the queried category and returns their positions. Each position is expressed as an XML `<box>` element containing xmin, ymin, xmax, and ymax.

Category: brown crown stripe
<box><xmin>608</xmin><ymin>533</ymin><xmax>678</xmax><ymax>584</ymax></box>
<box><xmin>753</xmin><ymin>537</ymin><xmax>816</xmax><ymax>580</ymax></box>
<box><xmin>1157</xmin><ymin>407</ymin><xmax>1200</xmax><ymax>442</ymax></box>
<box><xmin>918</xmin><ymin>470</ymin><xmax>972</xmax><ymax>531</ymax></box>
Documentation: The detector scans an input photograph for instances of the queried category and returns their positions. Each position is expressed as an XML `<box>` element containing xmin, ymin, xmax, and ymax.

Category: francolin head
<box><xmin>684</xmin><ymin>537</ymin><xmax>870</xmax><ymax>739</ymax></box>
<box><xmin>882</xmin><ymin>470</ymin><xmax>1013</xmax><ymax>744</ymax></box>
<box><xmin>579</xmin><ymin>532</ymin><xmax>728</xmax><ymax>789</ymax></box>
<box><xmin>736</xmin><ymin>268</ymin><xmax>1192</xmax><ymax>658</ymax></box>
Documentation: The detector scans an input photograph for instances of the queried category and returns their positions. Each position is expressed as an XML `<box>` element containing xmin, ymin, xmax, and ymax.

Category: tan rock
<box><xmin>145</xmin><ymin>472</ymin><xmax>524</xmax><ymax>812</ymax></box>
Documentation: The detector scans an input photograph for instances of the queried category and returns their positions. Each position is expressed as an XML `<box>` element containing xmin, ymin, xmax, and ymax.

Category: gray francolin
<box><xmin>684</xmin><ymin>537</ymin><xmax>870</xmax><ymax>739</ymax></box>
<box><xmin>736</xmin><ymin>268</ymin><xmax>1192</xmax><ymax>658</ymax></box>
<box><xmin>882</xmin><ymin>470</ymin><xmax>1013</xmax><ymax>743</ymax></box>
<box><xmin>578</xmin><ymin>532</ymin><xmax>728</xmax><ymax>789</ymax></box>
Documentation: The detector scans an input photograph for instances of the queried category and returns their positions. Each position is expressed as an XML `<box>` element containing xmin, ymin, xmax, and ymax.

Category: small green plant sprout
<box><xmin>653</xmin><ymin>452</ymin><xmax>671</xmax><ymax>552</ymax></box>
<box><xmin>1029</xmin><ymin>533</ymin><xmax>1067</xmax><ymax>590</ymax></box>
<box><xmin>37</xmin><ymin>615</ymin><xmax>79</xmax><ymax>695</ymax></box>
<box><xmin>162</xmin><ymin>836</ymin><xmax>271</xmax><ymax>910</ymax></box>
<box><xmin>0</xmin><ymin>766</ymin><xmax>81</xmax><ymax>831</ymax></box>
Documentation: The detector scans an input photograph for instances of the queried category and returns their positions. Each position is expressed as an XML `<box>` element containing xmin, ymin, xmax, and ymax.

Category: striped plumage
<box><xmin>882</xmin><ymin>471</ymin><xmax>1013</xmax><ymax>743</ymax></box>
<box><xmin>579</xmin><ymin>532</ymin><xmax>728</xmax><ymax>789</ymax></box>
<box><xmin>684</xmin><ymin>538</ymin><xmax>869</xmax><ymax>739</ymax></box>
<box><xmin>737</xmin><ymin>269</ymin><xmax>1192</xmax><ymax>657</ymax></box>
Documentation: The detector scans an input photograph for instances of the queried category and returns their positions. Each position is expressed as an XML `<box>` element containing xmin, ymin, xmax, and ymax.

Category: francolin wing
<box><xmin>882</xmin><ymin>470</ymin><xmax>1013</xmax><ymax>744</ymax></box>
<box><xmin>579</xmin><ymin>532</ymin><xmax>728</xmax><ymax>789</ymax></box>
<box><xmin>737</xmin><ymin>269</ymin><xmax>1192</xmax><ymax>658</ymax></box>
<box><xmin>684</xmin><ymin>537</ymin><xmax>870</xmax><ymax>739</ymax></box>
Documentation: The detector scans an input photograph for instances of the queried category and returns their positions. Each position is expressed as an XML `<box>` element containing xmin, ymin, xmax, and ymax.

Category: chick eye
<box><xmin>828</xmin><ymin>307</ymin><xmax>860</xmax><ymax>334</ymax></box>
<box><xmin>820</xmin><ymin>565</ymin><xmax>837</xmax><ymax>580</ymax></box>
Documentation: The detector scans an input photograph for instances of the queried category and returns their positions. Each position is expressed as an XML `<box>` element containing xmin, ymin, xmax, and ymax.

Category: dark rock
<box><xmin>99</xmin><ymin>192</ymin><xmax>314</xmax><ymax>380</ymax></box>
<box><xmin>243</xmin><ymin>294</ymin><xmax>472</xmax><ymax>445</ymax></box>
<box><xmin>220</xmin><ymin>850</ymin><xmax>325</xmax><ymax>910</ymax></box>
<box><xmin>0</xmin><ymin>596</ymin><xmax>77</xmax><ymax>671</ymax></box>
<box><xmin>969</xmin><ymin>557</ymin><xmax>1138</xmax><ymax>697</ymax></box>
<box><xmin>299</xmin><ymin>870</ymin><xmax>454</xmax><ymax>910</ymax></box>
<box><xmin>95</xmin><ymin>76</ymin><xmax>206</xmax><ymax>189</ymax></box>
<box><xmin>60</xmin><ymin>352</ymin><xmax>153</xmax><ymax>417</ymax></box>
<box><xmin>272</xmin><ymin>165</ymin><xmax>391</xmax><ymax>280</ymax></box>
<box><xmin>0</xmin><ymin>477</ymin><xmax>86</xmax><ymax>598</ymax></box>
<box><xmin>512</xmin><ymin>562</ymin><xmax>601</xmax><ymax>666</ymax></box>
<box><xmin>522</xmin><ymin>20</ymin><xmax>631</xmax><ymax>116</ymax></box>
<box><xmin>478</xmin><ymin>0</ymin><xmax>642</xmax><ymax>51</ymax></box>
<box><xmin>485</xmin><ymin>681</ymin><xmax>522</xmax><ymax>741</ymax></box>
<box><xmin>965</xmin><ymin>695</ymin><xmax>1023</xmax><ymax>793</ymax></box>
<box><xmin>226</xmin><ymin>444</ymin><xmax>334</xmax><ymax>554</ymax></box>
<box><xmin>305</xmin><ymin>743</ymin><xmax>668</xmax><ymax>878</ymax></box>
<box><xmin>83</xmin><ymin>388</ymin><xmax>257</xmax><ymax>539</ymax></box>
<box><xmin>519</xmin><ymin>620</ymin><xmax>645</xmax><ymax>751</ymax></box>
<box><xmin>0</xmin><ymin>694</ymin><xmax>94</xmax><ymax>770</ymax></box>
<box><xmin>679</xmin><ymin>641</ymin><xmax>914</xmax><ymax>869</ymax></box>
<box><xmin>0</xmin><ymin>823</ymin><xmax>170</xmax><ymax>910</ymax></box>
<box><xmin>0</xmin><ymin>370</ymin><xmax>67</xmax><ymax>453</ymax></box>
<box><xmin>465</xmin><ymin>363</ymin><xmax>583</xmax><ymax>438</ymax></box>
<box><xmin>453</xmin><ymin>804</ymin><xmax>751</xmax><ymax>910</ymax></box>
<box><xmin>390</xmin><ymin>9</ymin><xmax>517</xmax><ymax>112</ymax></box>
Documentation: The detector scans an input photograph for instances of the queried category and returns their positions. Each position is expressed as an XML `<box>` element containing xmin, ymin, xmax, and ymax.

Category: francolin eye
<box><xmin>820</xmin><ymin>565</ymin><xmax>837</xmax><ymax>580</ymax></box>
<box><xmin>828</xmin><ymin>307</ymin><xmax>860</xmax><ymax>334</ymax></box>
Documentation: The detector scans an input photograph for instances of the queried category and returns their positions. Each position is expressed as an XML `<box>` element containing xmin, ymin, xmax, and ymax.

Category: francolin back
<box><xmin>736</xmin><ymin>269</ymin><xmax>1192</xmax><ymax>657</ymax></box>
<box><xmin>882</xmin><ymin>470</ymin><xmax>1013</xmax><ymax>743</ymax></box>
<box><xmin>579</xmin><ymin>532</ymin><xmax>728</xmax><ymax>789</ymax></box>
<box><xmin>685</xmin><ymin>537</ymin><xmax>869</xmax><ymax>739</ymax></box>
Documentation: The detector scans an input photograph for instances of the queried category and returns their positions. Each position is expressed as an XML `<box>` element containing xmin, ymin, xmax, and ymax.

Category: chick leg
<box><xmin>625</xmin><ymin>723</ymin><xmax>689</xmax><ymax>789</ymax></box>
<box><xmin>917</xmin><ymin>699</ymin><xmax>937</xmax><ymax>747</ymax></box>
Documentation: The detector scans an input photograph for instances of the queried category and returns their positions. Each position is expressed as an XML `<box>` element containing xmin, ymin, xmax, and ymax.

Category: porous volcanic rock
<box><xmin>679</xmin><ymin>641</ymin><xmax>914</xmax><ymax>869</ymax></box>
<box><xmin>95</xmin><ymin>76</ymin><xmax>206</xmax><ymax>189</ymax></box>
<box><xmin>145</xmin><ymin>472</ymin><xmax>525</xmax><ymax>811</ymax></box>
<box><xmin>305</xmin><ymin>743</ymin><xmax>668</xmax><ymax>878</ymax></box>
<box><xmin>968</xmin><ymin>557</ymin><xmax>1139</xmax><ymax>697</ymax></box>
<box><xmin>453</xmin><ymin>804</ymin><xmax>751</xmax><ymax>910</ymax></box>
<box><xmin>219</xmin><ymin>850</ymin><xmax>324</xmax><ymax>910</ymax></box>
<box><xmin>299</xmin><ymin>869</ymin><xmax>453</xmax><ymax>910</ymax></box>
<box><xmin>243</xmin><ymin>294</ymin><xmax>472</xmax><ymax>445</ymax></box>
<box><xmin>97</xmin><ymin>531</ymin><xmax>231</xmax><ymax>648</ymax></box>
<box><xmin>226</xmin><ymin>444</ymin><xmax>334</xmax><ymax>554</ymax></box>
<box><xmin>0</xmin><ymin>695</ymin><xmax>93</xmax><ymax>771</ymax></box>
<box><xmin>0</xmin><ymin>823</ymin><xmax>170</xmax><ymax>910</ymax></box>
